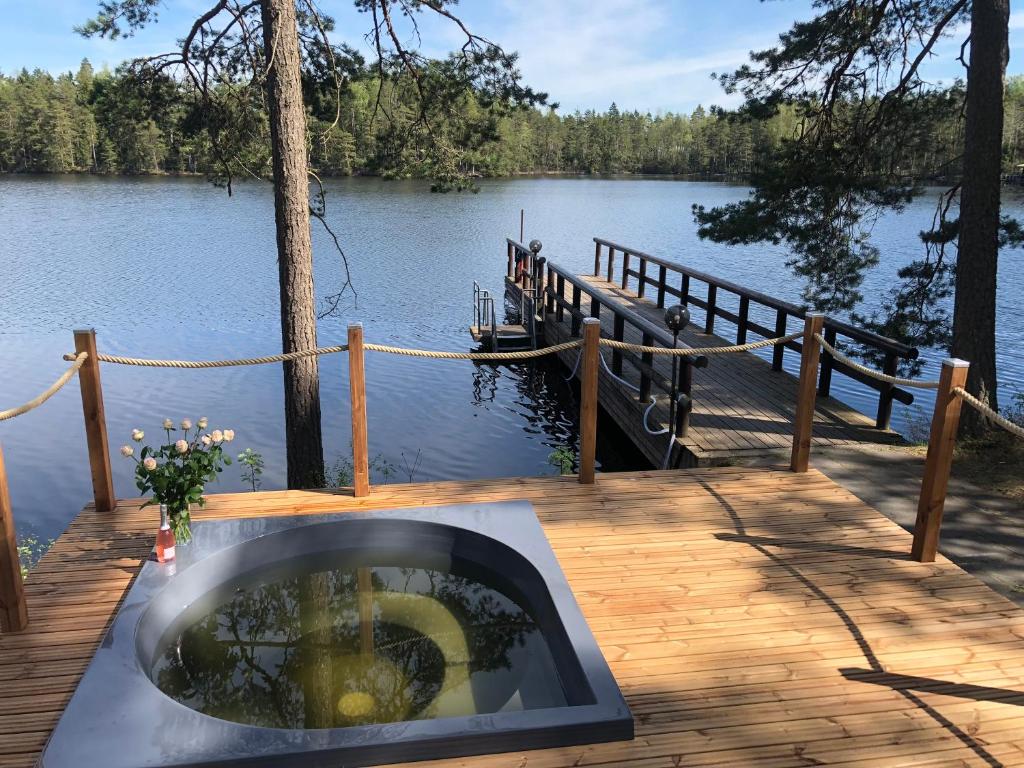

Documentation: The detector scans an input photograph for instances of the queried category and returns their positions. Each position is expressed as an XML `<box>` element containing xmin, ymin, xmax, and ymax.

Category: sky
<box><xmin>2</xmin><ymin>0</ymin><xmax>1024</xmax><ymax>114</ymax></box>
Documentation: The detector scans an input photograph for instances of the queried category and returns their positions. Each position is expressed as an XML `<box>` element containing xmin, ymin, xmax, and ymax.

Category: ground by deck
<box><xmin>524</xmin><ymin>274</ymin><xmax>903</xmax><ymax>467</ymax></box>
<box><xmin>3</xmin><ymin>467</ymin><xmax>1024</xmax><ymax>767</ymax></box>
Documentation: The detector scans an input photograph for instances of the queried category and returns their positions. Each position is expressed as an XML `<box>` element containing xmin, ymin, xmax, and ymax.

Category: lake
<box><xmin>2</xmin><ymin>175</ymin><xmax>1023</xmax><ymax>543</ymax></box>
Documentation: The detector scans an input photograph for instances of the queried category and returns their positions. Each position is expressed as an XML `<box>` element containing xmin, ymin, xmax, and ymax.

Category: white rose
<box><xmin>131</xmin><ymin>429</ymin><xmax>144</xmax><ymax>442</ymax></box>
<box><xmin>197</xmin><ymin>417</ymin><xmax>209</xmax><ymax>429</ymax></box>
<box><xmin>201</xmin><ymin>435</ymin><xmax>212</xmax><ymax>446</ymax></box>
<box><xmin>222</xmin><ymin>429</ymin><xmax>235</xmax><ymax>442</ymax></box>
<box><xmin>180</xmin><ymin>419</ymin><xmax>192</xmax><ymax>430</ymax></box>
<box><xmin>210</xmin><ymin>430</ymin><xmax>224</xmax><ymax>443</ymax></box>
<box><xmin>162</xmin><ymin>418</ymin><xmax>174</xmax><ymax>430</ymax></box>
<box><xmin>143</xmin><ymin>457</ymin><xmax>157</xmax><ymax>471</ymax></box>
<box><xmin>174</xmin><ymin>439</ymin><xmax>189</xmax><ymax>454</ymax></box>
<box><xmin>120</xmin><ymin>445</ymin><xmax>134</xmax><ymax>458</ymax></box>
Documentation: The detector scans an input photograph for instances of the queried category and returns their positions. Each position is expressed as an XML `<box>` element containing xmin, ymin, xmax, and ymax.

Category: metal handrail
<box><xmin>473</xmin><ymin>281</ymin><xmax>497</xmax><ymax>347</ymax></box>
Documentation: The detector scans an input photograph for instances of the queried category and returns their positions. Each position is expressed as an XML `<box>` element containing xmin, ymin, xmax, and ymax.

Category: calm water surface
<box><xmin>151</xmin><ymin>560</ymin><xmax>565</xmax><ymax>728</ymax></box>
<box><xmin>2</xmin><ymin>176</ymin><xmax>1022</xmax><ymax>541</ymax></box>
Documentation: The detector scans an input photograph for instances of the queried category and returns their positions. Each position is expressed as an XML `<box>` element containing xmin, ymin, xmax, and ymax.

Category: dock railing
<box><xmin>538</xmin><ymin>260</ymin><xmax>710</xmax><ymax>437</ymax></box>
<box><xmin>592</xmin><ymin>237</ymin><xmax>920</xmax><ymax>430</ymax></box>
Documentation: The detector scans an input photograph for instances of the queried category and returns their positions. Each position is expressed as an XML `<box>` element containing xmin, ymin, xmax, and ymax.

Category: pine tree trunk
<box><xmin>261</xmin><ymin>0</ymin><xmax>325</xmax><ymax>487</ymax></box>
<box><xmin>953</xmin><ymin>0</ymin><xmax>1009</xmax><ymax>435</ymax></box>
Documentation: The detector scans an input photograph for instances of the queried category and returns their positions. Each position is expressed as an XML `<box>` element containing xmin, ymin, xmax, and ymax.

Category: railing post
<box><xmin>637</xmin><ymin>258</ymin><xmax>648</xmax><ymax>298</ymax></box>
<box><xmin>621</xmin><ymin>251</ymin><xmax>630</xmax><ymax>290</ymax></box>
<box><xmin>74</xmin><ymin>329</ymin><xmax>115</xmax><ymax>512</ymax></box>
<box><xmin>571</xmin><ymin>285</ymin><xmax>582</xmax><ymax>336</ymax></box>
<box><xmin>656</xmin><ymin>265</ymin><xmax>667</xmax><ymax>308</ymax></box>
<box><xmin>818</xmin><ymin>326</ymin><xmax>837</xmax><ymax>397</ymax></box>
<box><xmin>911</xmin><ymin>359</ymin><xmax>970</xmax><ymax>562</ymax></box>
<box><xmin>772</xmin><ymin>310</ymin><xmax>788</xmax><ymax>371</ymax></box>
<box><xmin>612</xmin><ymin>315</ymin><xmax>625</xmax><ymax>375</ymax></box>
<box><xmin>677</xmin><ymin>360</ymin><xmax>694</xmax><ymax>437</ymax></box>
<box><xmin>579</xmin><ymin>318</ymin><xmax>600</xmax><ymax>485</ymax></box>
<box><xmin>545</xmin><ymin>262</ymin><xmax>555</xmax><ymax>314</ymax></box>
<box><xmin>594</xmin><ymin>240</ymin><xmax>602</xmax><ymax>277</ymax></box>
<box><xmin>639</xmin><ymin>332</ymin><xmax>653</xmax><ymax>402</ymax></box>
<box><xmin>606</xmin><ymin>247</ymin><xmax>615</xmax><ymax>283</ymax></box>
<box><xmin>790</xmin><ymin>312</ymin><xmax>825</xmax><ymax>473</ymax></box>
<box><xmin>0</xmin><ymin>444</ymin><xmax>28</xmax><ymax>633</ymax></box>
<box><xmin>704</xmin><ymin>285</ymin><xmax>718</xmax><ymax>334</ymax></box>
<box><xmin>347</xmin><ymin>323</ymin><xmax>370</xmax><ymax>497</ymax></box>
<box><xmin>507</xmin><ymin>241</ymin><xmax>514</xmax><ymax>279</ymax></box>
<box><xmin>556</xmin><ymin>275</ymin><xmax>565</xmax><ymax>323</ymax></box>
<box><xmin>737</xmin><ymin>296</ymin><xmax>750</xmax><ymax>344</ymax></box>
<box><xmin>875</xmin><ymin>352</ymin><xmax>898</xmax><ymax>429</ymax></box>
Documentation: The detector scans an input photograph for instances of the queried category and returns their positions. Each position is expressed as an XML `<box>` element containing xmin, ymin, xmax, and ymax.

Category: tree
<box><xmin>693</xmin><ymin>0</ymin><xmax>1013</xmax><ymax>435</ymax></box>
<box><xmin>952</xmin><ymin>0</ymin><xmax>1009</xmax><ymax>429</ymax></box>
<box><xmin>260</xmin><ymin>0</ymin><xmax>325</xmax><ymax>488</ymax></box>
<box><xmin>78</xmin><ymin>1</ymin><xmax>543</xmax><ymax>487</ymax></box>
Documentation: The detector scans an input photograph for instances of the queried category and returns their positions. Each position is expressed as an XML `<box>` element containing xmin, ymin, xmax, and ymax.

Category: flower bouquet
<box><xmin>121</xmin><ymin>418</ymin><xmax>234</xmax><ymax>542</ymax></box>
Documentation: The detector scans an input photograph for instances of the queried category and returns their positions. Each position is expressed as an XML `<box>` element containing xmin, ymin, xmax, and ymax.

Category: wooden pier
<box><xmin>504</xmin><ymin>238</ymin><xmax>918</xmax><ymax>468</ymax></box>
<box><xmin>5</xmin><ymin>468</ymin><xmax>1024</xmax><ymax>767</ymax></box>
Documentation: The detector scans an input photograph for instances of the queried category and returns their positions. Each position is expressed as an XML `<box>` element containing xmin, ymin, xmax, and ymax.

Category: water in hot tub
<box><xmin>150</xmin><ymin>562</ymin><xmax>568</xmax><ymax>729</ymax></box>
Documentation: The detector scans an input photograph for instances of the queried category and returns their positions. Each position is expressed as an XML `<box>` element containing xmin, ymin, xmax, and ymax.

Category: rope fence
<box><xmin>813</xmin><ymin>333</ymin><xmax>940</xmax><ymax>390</ymax></box>
<box><xmin>363</xmin><ymin>339</ymin><xmax>583</xmax><ymax>360</ymax></box>
<box><xmin>36</xmin><ymin>334</ymin><xmax>1022</xmax><ymax>443</ymax></box>
<box><xmin>0</xmin><ymin>353</ymin><xmax>88</xmax><ymax>422</ymax></box>
<box><xmin>952</xmin><ymin>386</ymin><xmax>1024</xmax><ymax>440</ymax></box>
<box><xmin>598</xmin><ymin>332</ymin><xmax>801</xmax><ymax>357</ymax></box>
<box><xmin>60</xmin><ymin>345</ymin><xmax>349</xmax><ymax>368</ymax></box>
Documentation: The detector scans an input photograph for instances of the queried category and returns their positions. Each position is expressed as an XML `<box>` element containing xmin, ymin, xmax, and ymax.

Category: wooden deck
<box><xmin>4</xmin><ymin>467</ymin><xmax>1024</xmax><ymax>767</ymax></box>
<box><xmin>532</xmin><ymin>275</ymin><xmax>902</xmax><ymax>467</ymax></box>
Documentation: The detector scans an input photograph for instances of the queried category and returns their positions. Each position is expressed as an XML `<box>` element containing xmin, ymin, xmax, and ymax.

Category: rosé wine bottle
<box><xmin>155</xmin><ymin>504</ymin><xmax>176</xmax><ymax>563</ymax></box>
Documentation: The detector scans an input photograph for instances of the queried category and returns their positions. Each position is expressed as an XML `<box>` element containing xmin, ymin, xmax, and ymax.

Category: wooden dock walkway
<box><xmin>4</xmin><ymin>467</ymin><xmax>1024</xmax><ymax>767</ymax></box>
<box><xmin>503</xmin><ymin>238</ymin><xmax>915</xmax><ymax>467</ymax></box>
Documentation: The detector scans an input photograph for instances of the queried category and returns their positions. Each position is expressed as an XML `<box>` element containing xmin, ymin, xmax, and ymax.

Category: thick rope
<box><xmin>363</xmin><ymin>339</ymin><xmax>583</xmax><ymax>360</ymax></box>
<box><xmin>0</xmin><ymin>353</ymin><xmax>88</xmax><ymax>422</ymax></box>
<box><xmin>598</xmin><ymin>332</ymin><xmax>801</xmax><ymax>357</ymax></box>
<box><xmin>952</xmin><ymin>387</ymin><xmax>1024</xmax><ymax>440</ymax></box>
<box><xmin>62</xmin><ymin>346</ymin><xmax>349</xmax><ymax>368</ymax></box>
<box><xmin>814</xmin><ymin>333</ymin><xmax>940</xmax><ymax>389</ymax></box>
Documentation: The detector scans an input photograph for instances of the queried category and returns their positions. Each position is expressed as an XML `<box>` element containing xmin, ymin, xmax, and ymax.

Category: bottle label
<box><xmin>163</xmin><ymin>546</ymin><xmax>175</xmax><ymax>561</ymax></box>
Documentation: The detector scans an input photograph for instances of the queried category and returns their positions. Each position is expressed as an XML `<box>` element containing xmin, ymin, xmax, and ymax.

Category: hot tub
<box><xmin>40</xmin><ymin>501</ymin><xmax>633</xmax><ymax>767</ymax></box>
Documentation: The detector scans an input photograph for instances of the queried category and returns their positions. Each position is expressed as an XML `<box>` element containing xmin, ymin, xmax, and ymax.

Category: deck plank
<box><xmin>3</xmin><ymin>468</ymin><xmax>1024</xmax><ymax>767</ymax></box>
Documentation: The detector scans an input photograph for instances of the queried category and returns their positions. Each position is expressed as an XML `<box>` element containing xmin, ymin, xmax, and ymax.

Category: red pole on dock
<box><xmin>0</xmin><ymin>444</ymin><xmax>29</xmax><ymax>632</ymax></box>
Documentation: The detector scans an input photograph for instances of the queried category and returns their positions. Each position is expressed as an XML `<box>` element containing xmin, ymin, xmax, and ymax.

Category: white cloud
<box><xmin>437</xmin><ymin>0</ymin><xmax>769</xmax><ymax>113</ymax></box>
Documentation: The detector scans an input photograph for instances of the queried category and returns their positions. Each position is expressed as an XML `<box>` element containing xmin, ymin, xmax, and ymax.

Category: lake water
<box><xmin>2</xmin><ymin>175</ymin><xmax>1023</xmax><ymax>543</ymax></box>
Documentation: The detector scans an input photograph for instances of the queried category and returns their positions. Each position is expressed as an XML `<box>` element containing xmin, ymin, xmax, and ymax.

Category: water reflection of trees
<box><xmin>152</xmin><ymin>566</ymin><xmax>545</xmax><ymax>729</ymax></box>
<box><xmin>469</xmin><ymin>359</ymin><xmax>581</xmax><ymax>454</ymax></box>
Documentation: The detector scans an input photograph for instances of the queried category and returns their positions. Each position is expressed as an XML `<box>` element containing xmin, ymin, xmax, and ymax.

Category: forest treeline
<box><xmin>4</xmin><ymin>59</ymin><xmax>1024</xmax><ymax>180</ymax></box>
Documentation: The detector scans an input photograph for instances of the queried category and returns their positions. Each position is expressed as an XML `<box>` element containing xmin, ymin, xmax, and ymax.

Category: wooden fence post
<box><xmin>790</xmin><ymin>312</ymin><xmax>825</xmax><ymax>473</ymax></box>
<box><xmin>579</xmin><ymin>318</ymin><xmax>600</xmax><ymax>484</ymax></box>
<box><xmin>0</xmin><ymin>444</ymin><xmax>28</xmax><ymax>633</ymax></box>
<box><xmin>74</xmin><ymin>329</ymin><xmax>115</xmax><ymax>512</ymax></box>
<box><xmin>347</xmin><ymin>324</ymin><xmax>370</xmax><ymax>497</ymax></box>
<box><xmin>911</xmin><ymin>358</ymin><xmax>970</xmax><ymax>562</ymax></box>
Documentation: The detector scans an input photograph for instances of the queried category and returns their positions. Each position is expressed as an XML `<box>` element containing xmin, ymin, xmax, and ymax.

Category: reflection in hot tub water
<box><xmin>150</xmin><ymin>564</ymin><xmax>568</xmax><ymax>729</ymax></box>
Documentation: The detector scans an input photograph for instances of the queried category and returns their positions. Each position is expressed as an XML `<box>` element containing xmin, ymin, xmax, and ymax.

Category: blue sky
<box><xmin>2</xmin><ymin>1</ymin><xmax>1023</xmax><ymax>113</ymax></box>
